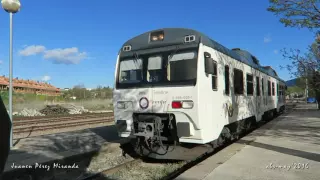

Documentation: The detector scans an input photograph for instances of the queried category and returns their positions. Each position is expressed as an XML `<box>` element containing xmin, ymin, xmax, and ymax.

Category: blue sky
<box><xmin>0</xmin><ymin>0</ymin><xmax>316</xmax><ymax>89</ymax></box>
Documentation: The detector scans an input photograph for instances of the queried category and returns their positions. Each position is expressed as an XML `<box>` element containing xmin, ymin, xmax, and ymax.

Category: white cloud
<box><xmin>43</xmin><ymin>47</ymin><xmax>87</xmax><ymax>64</ymax></box>
<box><xmin>19</xmin><ymin>45</ymin><xmax>46</xmax><ymax>56</ymax></box>
<box><xmin>41</xmin><ymin>75</ymin><xmax>51</xmax><ymax>82</ymax></box>
<box><xmin>264</xmin><ymin>37</ymin><xmax>272</xmax><ymax>43</ymax></box>
<box><xmin>18</xmin><ymin>45</ymin><xmax>88</xmax><ymax>64</ymax></box>
<box><xmin>273</xmin><ymin>50</ymin><xmax>278</xmax><ymax>54</ymax></box>
<box><xmin>264</xmin><ymin>34</ymin><xmax>272</xmax><ymax>43</ymax></box>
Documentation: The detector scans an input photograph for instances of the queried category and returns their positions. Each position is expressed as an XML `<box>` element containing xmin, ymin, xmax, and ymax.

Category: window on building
<box><xmin>247</xmin><ymin>74</ymin><xmax>254</xmax><ymax>95</ymax></box>
<box><xmin>212</xmin><ymin>60</ymin><xmax>218</xmax><ymax>90</ymax></box>
<box><xmin>225</xmin><ymin>65</ymin><xmax>230</xmax><ymax>95</ymax></box>
<box><xmin>234</xmin><ymin>68</ymin><xmax>244</xmax><ymax>94</ymax></box>
<box><xmin>268</xmin><ymin>80</ymin><xmax>271</xmax><ymax>96</ymax></box>
<box><xmin>256</xmin><ymin>76</ymin><xmax>260</xmax><ymax>96</ymax></box>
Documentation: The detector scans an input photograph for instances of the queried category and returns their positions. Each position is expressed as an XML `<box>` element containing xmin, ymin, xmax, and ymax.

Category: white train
<box><xmin>113</xmin><ymin>28</ymin><xmax>286</xmax><ymax>160</ymax></box>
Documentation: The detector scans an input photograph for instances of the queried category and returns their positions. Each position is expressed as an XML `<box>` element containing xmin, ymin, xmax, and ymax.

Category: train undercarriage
<box><xmin>120</xmin><ymin>106</ymin><xmax>285</xmax><ymax>160</ymax></box>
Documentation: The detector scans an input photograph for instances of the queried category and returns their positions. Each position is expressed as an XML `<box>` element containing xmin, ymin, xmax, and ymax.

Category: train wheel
<box><xmin>210</xmin><ymin>135</ymin><xmax>224</xmax><ymax>149</ymax></box>
<box><xmin>221</xmin><ymin>127</ymin><xmax>232</xmax><ymax>143</ymax></box>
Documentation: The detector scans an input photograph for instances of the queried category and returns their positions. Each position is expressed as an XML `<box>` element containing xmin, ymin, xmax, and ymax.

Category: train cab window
<box><xmin>272</xmin><ymin>82</ymin><xmax>275</xmax><ymax>96</ymax></box>
<box><xmin>277</xmin><ymin>83</ymin><xmax>279</xmax><ymax>96</ymax></box>
<box><xmin>256</xmin><ymin>76</ymin><xmax>260</xmax><ymax>96</ymax></box>
<box><xmin>246</xmin><ymin>74</ymin><xmax>254</xmax><ymax>95</ymax></box>
<box><xmin>225</xmin><ymin>65</ymin><xmax>230</xmax><ymax>95</ymax></box>
<box><xmin>234</xmin><ymin>68</ymin><xmax>244</xmax><ymax>94</ymax></box>
<box><xmin>267</xmin><ymin>80</ymin><xmax>271</xmax><ymax>96</ymax></box>
<box><xmin>212</xmin><ymin>61</ymin><xmax>218</xmax><ymax>90</ymax></box>
<box><xmin>168</xmin><ymin>51</ymin><xmax>198</xmax><ymax>82</ymax></box>
<box><xmin>147</xmin><ymin>56</ymin><xmax>163</xmax><ymax>82</ymax></box>
<box><xmin>119</xmin><ymin>58</ymin><xmax>143</xmax><ymax>83</ymax></box>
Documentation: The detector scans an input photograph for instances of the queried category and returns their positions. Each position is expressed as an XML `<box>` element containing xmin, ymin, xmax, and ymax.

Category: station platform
<box><xmin>2</xmin><ymin>125</ymin><xmax>125</xmax><ymax>180</ymax></box>
<box><xmin>176</xmin><ymin>103</ymin><xmax>320</xmax><ymax>180</ymax></box>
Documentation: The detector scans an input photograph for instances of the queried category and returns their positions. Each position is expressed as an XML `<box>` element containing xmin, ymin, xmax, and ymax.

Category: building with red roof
<box><xmin>0</xmin><ymin>76</ymin><xmax>61</xmax><ymax>96</ymax></box>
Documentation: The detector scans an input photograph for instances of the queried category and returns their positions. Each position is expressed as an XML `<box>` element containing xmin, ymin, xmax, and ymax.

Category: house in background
<box><xmin>0</xmin><ymin>76</ymin><xmax>61</xmax><ymax>96</ymax></box>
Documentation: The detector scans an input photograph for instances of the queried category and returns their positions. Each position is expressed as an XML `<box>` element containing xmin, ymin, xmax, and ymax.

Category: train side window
<box><xmin>262</xmin><ymin>78</ymin><xmax>264</xmax><ymax>95</ymax></box>
<box><xmin>272</xmin><ymin>82</ymin><xmax>275</xmax><ymax>96</ymax></box>
<box><xmin>212</xmin><ymin>60</ymin><xmax>218</xmax><ymax>90</ymax></box>
<box><xmin>234</xmin><ymin>68</ymin><xmax>244</xmax><ymax>95</ymax></box>
<box><xmin>225</xmin><ymin>65</ymin><xmax>230</xmax><ymax>95</ymax></box>
<box><xmin>277</xmin><ymin>83</ymin><xmax>279</xmax><ymax>96</ymax></box>
<box><xmin>267</xmin><ymin>80</ymin><xmax>271</xmax><ymax>96</ymax></box>
<box><xmin>256</xmin><ymin>76</ymin><xmax>260</xmax><ymax>96</ymax></box>
<box><xmin>246</xmin><ymin>74</ymin><xmax>254</xmax><ymax>95</ymax></box>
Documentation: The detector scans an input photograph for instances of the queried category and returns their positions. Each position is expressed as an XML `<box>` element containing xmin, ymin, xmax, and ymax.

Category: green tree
<box><xmin>268</xmin><ymin>0</ymin><xmax>320</xmax><ymax>108</ymax></box>
<box><xmin>267</xmin><ymin>0</ymin><xmax>320</xmax><ymax>29</ymax></box>
<box><xmin>280</xmin><ymin>41</ymin><xmax>320</xmax><ymax>108</ymax></box>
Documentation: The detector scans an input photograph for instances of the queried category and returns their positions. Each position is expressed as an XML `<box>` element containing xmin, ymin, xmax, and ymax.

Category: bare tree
<box><xmin>280</xmin><ymin>40</ymin><xmax>320</xmax><ymax>108</ymax></box>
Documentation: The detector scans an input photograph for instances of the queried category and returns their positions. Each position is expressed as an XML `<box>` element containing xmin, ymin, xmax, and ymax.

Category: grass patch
<box><xmin>106</xmin><ymin>161</ymin><xmax>186</xmax><ymax>180</ymax></box>
<box><xmin>0</xmin><ymin>91</ymin><xmax>113</xmax><ymax>112</ymax></box>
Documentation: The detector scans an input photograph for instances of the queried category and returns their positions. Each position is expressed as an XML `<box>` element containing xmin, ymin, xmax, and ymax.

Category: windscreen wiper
<box><xmin>168</xmin><ymin>45</ymin><xmax>180</xmax><ymax>62</ymax></box>
<box><xmin>133</xmin><ymin>52</ymin><xmax>143</xmax><ymax>80</ymax></box>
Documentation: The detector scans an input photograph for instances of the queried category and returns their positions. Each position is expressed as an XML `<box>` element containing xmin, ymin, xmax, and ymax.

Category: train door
<box><xmin>255</xmin><ymin>76</ymin><xmax>262</xmax><ymax>119</ymax></box>
<box><xmin>262</xmin><ymin>77</ymin><xmax>267</xmax><ymax>110</ymax></box>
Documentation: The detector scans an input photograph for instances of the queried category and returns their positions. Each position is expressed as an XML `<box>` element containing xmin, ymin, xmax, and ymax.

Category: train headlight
<box><xmin>117</xmin><ymin>101</ymin><xmax>126</xmax><ymax>109</ymax></box>
<box><xmin>182</xmin><ymin>100</ymin><xmax>194</xmax><ymax>109</ymax></box>
<box><xmin>171</xmin><ymin>100</ymin><xmax>194</xmax><ymax>109</ymax></box>
<box><xmin>150</xmin><ymin>30</ymin><xmax>164</xmax><ymax>42</ymax></box>
<box><xmin>122</xmin><ymin>45</ymin><xmax>131</xmax><ymax>52</ymax></box>
<box><xmin>151</xmin><ymin>36</ymin><xmax>158</xmax><ymax>41</ymax></box>
<box><xmin>184</xmin><ymin>35</ymin><xmax>195</xmax><ymax>43</ymax></box>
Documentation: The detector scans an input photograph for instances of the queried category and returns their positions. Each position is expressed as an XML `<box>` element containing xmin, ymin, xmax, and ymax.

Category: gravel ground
<box><xmin>12</xmin><ymin>121</ymin><xmax>114</xmax><ymax>140</ymax></box>
<box><xmin>85</xmin><ymin>143</ymin><xmax>135</xmax><ymax>174</ymax></box>
<box><xmin>79</xmin><ymin>143</ymin><xmax>186</xmax><ymax>180</ymax></box>
<box><xmin>101</xmin><ymin>160</ymin><xmax>186</xmax><ymax>180</ymax></box>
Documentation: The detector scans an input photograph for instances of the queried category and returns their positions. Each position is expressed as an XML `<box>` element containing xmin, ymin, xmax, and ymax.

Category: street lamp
<box><xmin>1</xmin><ymin>0</ymin><xmax>21</xmax><ymax>148</ymax></box>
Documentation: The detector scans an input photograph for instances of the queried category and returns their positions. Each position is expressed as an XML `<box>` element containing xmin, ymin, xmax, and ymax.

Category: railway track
<box><xmin>12</xmin><ymin>112</ymin><xmax>115</xmax><ymax>135</ymax></box>
<box><xmin>13</xmin><ymin>113</ymin><xmax>114</xmax><ymax>126</ymax></box>
<box><xmin>13</xmin><ymin>117</ymin><xmax>114</xmax><ymax>134</ymax></box>
<box><xmin>79</xmin><ymin>159</ymin><xmax>142</xmax><ymax>180</ymax></box>
<box><xmin>13</xmin><ymin>112</ymin><xmax>114</xmax><ymax>121</ymax></box>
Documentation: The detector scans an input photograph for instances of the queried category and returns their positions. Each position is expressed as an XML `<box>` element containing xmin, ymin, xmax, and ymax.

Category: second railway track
<box><xmin>13</xmin><ymin>112</ymin><xmax>114</xmax><ymax>121</ymax></box>
<box><xmin>12</xmin><ymin>112</ymin><xmax>115</xmax><ymax>135</ymax></box>
<box><xmin>13</xmin><ymin>117</ymin><xmax>114</xmax><ymax>134</ymax></box>
<box><xmin>13</xmin><ymin>113</ymin><xmax>114</xmax><ymax>126</ymax></box>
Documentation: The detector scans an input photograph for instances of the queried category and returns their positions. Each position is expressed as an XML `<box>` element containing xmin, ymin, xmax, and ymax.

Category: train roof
<box><xmin>121</xmin><ymin>28</ymin><xmax>285</xmax><ymax>83</ymax></box>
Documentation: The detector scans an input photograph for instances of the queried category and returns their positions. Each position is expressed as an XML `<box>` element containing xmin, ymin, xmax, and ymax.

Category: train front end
<box><xmin>113</xmin><ymin>28</ymin><xmax>206</xmax><ymax>160</ymax></box>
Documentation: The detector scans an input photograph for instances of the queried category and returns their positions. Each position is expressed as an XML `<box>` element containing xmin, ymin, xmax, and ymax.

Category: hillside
<box><xmin>286</xmin><ymin>78</ymin><xmax>297</xmax><ymax>87</ymax></box>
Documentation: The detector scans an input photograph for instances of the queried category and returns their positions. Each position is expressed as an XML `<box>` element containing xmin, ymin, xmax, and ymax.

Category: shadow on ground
<box><xmin>251</xmin><ymin>105</ymin><xmax>320</xmax><ymax>146</ymax></box>
<box><xmin>2</xmin><ymin>125</ymin><xmax>133</xmax><ymax>180</ymax></box>
<box><xmin>238</xmin><ymin>139</ymin><xmax>320</xmax><ymax>163</ymax></box>
<box><xmin>235</xmin><ymin>103</ymin><xmax>320</xmax><ymax>163</ymax></box>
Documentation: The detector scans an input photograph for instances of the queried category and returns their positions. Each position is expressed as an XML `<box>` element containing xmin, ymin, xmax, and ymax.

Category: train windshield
<box><xmin>117</xmin><ymin>50</ymin><xmax>198</xmax><ymax>88</ymax></box>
